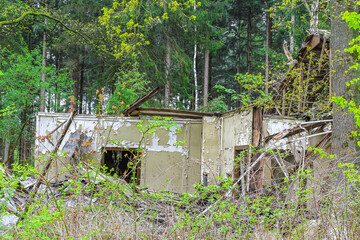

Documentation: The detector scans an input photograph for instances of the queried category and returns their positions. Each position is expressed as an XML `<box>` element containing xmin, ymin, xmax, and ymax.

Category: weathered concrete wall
<box><xmin>201</xmin><ymin>116</ymin><xmax>220</xmax><ymax>185</ymax></box>
<box><xmin>201</xmin><ymin>109</ymin><xmax>253</xmax><ymax>185</ymax></box>
<box><xmin>35</xmin><ymin>113</ymin><xmax>201</xmax><ymax>193</ymax></box>
<box><xmin>221</xmin><ymin>109</ymin><xmax>253</xmax><ymax>178</ymax></box>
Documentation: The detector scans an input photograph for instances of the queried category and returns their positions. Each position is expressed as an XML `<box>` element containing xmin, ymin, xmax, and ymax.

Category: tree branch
<box><xmin>0</xmin><ymin>11</ymin><xmax>92</xmax><ymax>42</ymax></box>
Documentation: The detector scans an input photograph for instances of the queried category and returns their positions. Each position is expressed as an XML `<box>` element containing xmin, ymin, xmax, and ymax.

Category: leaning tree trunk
<box><xmin>330</xmin><ymin>0</ymin><xmax>358</xmax><ymax>158</ymax></box>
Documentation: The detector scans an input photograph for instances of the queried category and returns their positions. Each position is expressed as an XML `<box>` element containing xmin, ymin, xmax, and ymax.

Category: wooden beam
<box><xmin>264</xmin><ymin>120</ymin><xmax>331</xmax><ymax>144</ymax></box>
<box><xmin>251</xmin><ymin>107</ymin><xmax>264</xmax><ymax>193</ymax></box>
<box><xmin>122</xmin><ymin>87</ymin><xmax>160</xmax><ymax>116</ymax></box>
<box><xmin>130</xmin><ymin>107</ymin><xmax>216</xmax><ymax>119</ymax></box>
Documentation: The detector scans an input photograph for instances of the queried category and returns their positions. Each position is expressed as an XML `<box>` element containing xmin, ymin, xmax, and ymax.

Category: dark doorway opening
<box><xmin>234</xmin><ymin>145</ymin><xmax>250</xmax><ymax>195</ymax></box>
<box><xmin>102</xmin><ymin>148</ymin><xmax>140</xmax><ymax>184</ymax></box>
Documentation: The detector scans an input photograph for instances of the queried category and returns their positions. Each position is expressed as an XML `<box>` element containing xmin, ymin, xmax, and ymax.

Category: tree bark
<box><xmin>19</xmin><ymin>111</ymin><xmax>26</xmax><ymax>163</ymax></box>
<box><xmin>56</xmin><ymin>31</ymin><xmax>63</xmax><ymax>112</ymax></box>
<box><xmin>202</xmin><ymin>49</ymin><xmax>210</xmax><ymax>106</ymax></box>
<box><xmin>290</xmin><ymin>14</ymin><xmax>295</xmax><ymax>52</ymax></box>
<box><xmin>304</xmin><ymin>0</ymin><xmax>320</xmax><ymax>34</ymax></box>
<box><xmin>164</xmin><ymin>25</ymin><xmax>171</xmax><ymax>107</ymax></box>
<box><xmin>193</xmin><ymin>1</ymin><xmax>198</xmax><ymax>111</ymax></box>
<box><xmin>4</xmin><ymin>137</ymin><xmax>10</xmax><ymax>167</ymax></box>
<box><xmin>247</xmin><ymin>7</ymin><xmax>252</xmax><ymax>74</ymax></box>
<box><xmin>72</xmin><ymin>52</ymin><xmax>80</xmax><ymax>111</ymax></box>
<box><xmin>4</xmin><ymin>125</ymin><xmax>13</xmax><ymax>168</ymax></box>
<box><xmin>39</xmin><ymin>19</ymin><xmax>47</xmax><ymax>112</ymax></box>
<box><xmin>79</xmin><ymin>60</ymin><xmax>85</xmax><ymax>114</ymax></box>
<box><xmin>331</xmin><ymin>0</ymin><xmax>357</xmax><ymax>157</ymax></box>
<box><xmin>265</xmin><ymin>0</ymin><xmax>273</xmax><ymax>94</ymax></box>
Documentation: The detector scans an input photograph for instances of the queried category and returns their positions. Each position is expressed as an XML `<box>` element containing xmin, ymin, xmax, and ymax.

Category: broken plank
<box><xmin>264</xmin><ymin>121</ymin><xmax>331</xmax><ymax>144</ymax></box>
<box><xmin>251</xmin><ymin>107</ymin><xmax>264</xmax><ymax>193</ymax></box>
<box><xmin>21</xmin><ymin>110</ymin><xmax>76</xmax><ymax>221</ymax></box>
<box><xmin>130</xmin><ymin>107</ymin><xmax>216</xmax><ymax>119</ymax></box>
<box><xmin>122</xmin><ymin>87</ymin><xmax>160</xmax><ymax>116</ymax></box>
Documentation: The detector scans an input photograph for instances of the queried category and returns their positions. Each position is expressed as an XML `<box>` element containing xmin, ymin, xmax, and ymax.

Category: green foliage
<box><xmin>0</xmin><ymin>48</ymin><xmax>72</xmax><ymax>147</ymax></box>
<box><xmin>343</xmin><ymin>4</ymin><xmax>360</xmax><ymax>65</ymax></box>
<box><xmin>107</xmin><ymin>66</ymin><xmax>150</xmax><ymax>114</ymax></box>
<box><xmin>0</xmin><ymin>105</ymin><xmax>16</xmax><ymax>117</ymax></box>
<box><xmin>215</xmin><ymin>73</ymin><xmax>271</xmax><ymax>108</ymax></box>
<box><xmin>0</xmin><ymin>48</ymin><xmax>71</xmax><ymax>110</ymax></box>
<box><xmin>198</xmin><ymin>95</ymin><xmax>228</xmax><ymax>112</ymax></box>
<box><xmin>332</xmin><ymin>8</ymin><xmax>360</xmax><ymax>147</ymax></box>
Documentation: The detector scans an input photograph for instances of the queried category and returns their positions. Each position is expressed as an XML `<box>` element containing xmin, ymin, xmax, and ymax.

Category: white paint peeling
<box><xmin>204</xmin><ymin>117</ymin><xmax>217</xmax><ymax>123</ymax></box>
<box><xmin>151</xmin><ymin>133</ymin><xmax>160</xmax><ymax>147</ymax></box>
<box><xmin>149</xmin><ymin>132</ymin><xmax>184</xmax><ymax>152</ymax></box>
<box><xmin>167</xmin><ymin>125</ymin><xmax>181</xmax><ymax>146</ymax></box>
<box><xmin>266</xmin><ymin>118</ymin><xmax>306</xmax><ymax>150</ymax></box>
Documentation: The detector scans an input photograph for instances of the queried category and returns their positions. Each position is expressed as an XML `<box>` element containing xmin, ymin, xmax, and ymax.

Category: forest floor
<box><xmin>1</xmin><ymin>161</ymin><xmax>360</xmax><ymax>239</ymax></box>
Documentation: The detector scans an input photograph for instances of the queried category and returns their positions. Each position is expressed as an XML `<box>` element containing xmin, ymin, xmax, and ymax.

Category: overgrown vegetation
<box><xmin>2</xmin><ymin>152</ymin><xmax>360</xmax><ymax>239</ymax></box>
<box><xmin>1</xmin><ymin>0</ymin><xmax>360</xmax><ymax>239</ymax></box>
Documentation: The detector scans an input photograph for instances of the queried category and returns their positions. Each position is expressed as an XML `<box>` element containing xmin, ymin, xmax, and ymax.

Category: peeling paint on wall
<box><xmin>263</xmin><ymin>117</ymin><xmax>305</xmax><ymax>150</ymax></box>
<box><xmin>35</xmin><ymin>113</ymin><xmax>202</xmax><ymax>193</ymax></box>
<box><xmin>201</xmin><ymin>109</ymin><xmax>253</xmax><ymax>185</ymax></box>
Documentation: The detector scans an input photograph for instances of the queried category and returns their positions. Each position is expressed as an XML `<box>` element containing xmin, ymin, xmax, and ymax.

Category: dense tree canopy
<box><xmin>0</xmin><ymin>0</ymin><xmax>358</xmax><ymax>164</ymax></box>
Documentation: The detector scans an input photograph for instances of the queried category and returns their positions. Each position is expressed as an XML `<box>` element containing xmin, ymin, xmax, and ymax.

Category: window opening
<box><xmin>102</xmin><ymin>148</ymin><xmax>140</xmax><ymax>184</ymax></box>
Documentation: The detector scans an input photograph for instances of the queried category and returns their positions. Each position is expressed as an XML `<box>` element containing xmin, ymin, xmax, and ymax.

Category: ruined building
<box><xmin>35</xmin><ymin>34</ymin><xmax>332</xmax><ymax>195</ymax></box>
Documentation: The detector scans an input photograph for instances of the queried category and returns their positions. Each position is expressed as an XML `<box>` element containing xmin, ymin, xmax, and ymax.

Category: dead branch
<box><xmin>20</xmin><ymin>111</ymin><xmax>76</xmax><ymax>220</ymax></box>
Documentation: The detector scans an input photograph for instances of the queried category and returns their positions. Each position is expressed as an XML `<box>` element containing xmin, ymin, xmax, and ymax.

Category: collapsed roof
<box><xmin>268</xmin><ymin>34</ymin><xmax>330</xmax><ymax>117</ymax></box>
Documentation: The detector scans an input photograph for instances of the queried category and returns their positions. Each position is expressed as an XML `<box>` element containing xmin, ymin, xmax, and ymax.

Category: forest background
<box><xmin>2</xmin><ymin>0</ymin><xmax>360</xmax><ymax>239</ymax></box>
<box><xmin>0</xmin><ymin>0</ymin><xmax>358</xmax><ymax>169</ymax></box>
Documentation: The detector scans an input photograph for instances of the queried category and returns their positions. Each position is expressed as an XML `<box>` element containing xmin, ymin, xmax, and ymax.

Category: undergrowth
<box><xmin>1</xmin><ymin>158</ymin><xmax>360</xmax><ymax>239</ymax></box>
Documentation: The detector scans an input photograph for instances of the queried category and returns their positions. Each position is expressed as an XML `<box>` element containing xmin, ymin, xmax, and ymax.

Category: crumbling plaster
<box><xmin>263</xmin><ymin>117</ymin><xmax>305</xmax><ymax>150</ymax></box>
<box><xmin>36</xmin><ymin>110</ymin><xmax>326</xmax><ymax>194</ymax></box>
<box><xmin>35</xmin><ymin>113</ymin><xmax>201</xmax><ymax>193</ymax></box>
<box><xmin>201</xmin><ymin>109</ymin><xmax>253</xmax><ymax>185</ymax></box>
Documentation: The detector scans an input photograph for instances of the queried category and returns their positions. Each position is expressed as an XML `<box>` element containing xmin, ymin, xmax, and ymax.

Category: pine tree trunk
<box><xmin>19</xmin><ymin>111</ymin><xmax>26</xmax><ymax>163</ymax></box>
<box><xmin>265</xmin><ymin>0</ymin><xmax>273</xmax><ymax>94</ymax></box>
<box><xmin>4</xmin><ymin>127</ymin><xmax>13</xmax><ymax>168</ymax></box>
<box><xmin>56</xmin><ymin>40</ymin><xmax>63</xmax><ymax>112</ymax></box>
<box><xmin>72</xmin><ymin>53</ymin><xmax>80</xmax><ymax>111</ymax></box>
<box><xmin>26</xmin><ymin>106</ymin><xmax>33</xmax><ymax>161</ymax></box>
<box><xmin>39</xmin><ymin>20</ymin><xmax>47</xmax><ymax>112</ymax></box>
<box><xmin>79</xmin><ymin>61</ymin><xmax>85</xmax><ymax>114</ymax></box>
<box><xmin>4</xmin><ymin>137</ymin><xmax>10</xmax><ymax>165</ymax></box>
<box><xmin>165</xmin><ymin>25</ymin><xmax>171</xmax><ymax>107</ymax></box>
<box><xmin>247</xmin><ymin>8</ymin><xmax>252</xmax><ymax>74</ymax></box>
<box><xmin>0</xmin><ymin>138</ymin><xmax>2</xmax><ymax>160</ymax></box>
<box><xmin>331</xmin><ymin>0</ymin><xmax>357</xmax><ymax>157</ymax></box>
<box><xmin>202</xmin><ymin>49</ymin><xmax>210</xmax><ymax>106</ymax></box>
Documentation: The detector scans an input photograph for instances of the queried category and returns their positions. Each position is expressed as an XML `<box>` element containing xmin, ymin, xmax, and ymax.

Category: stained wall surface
<box><xmin>35</xmin><ymin>113</ymin><xmax>202</xmax><ymax>193</ymax></box>
<box><xmin>201</xmin><ymin>109</ymin><xmax>253</xmax><ymax>185</ymax></box>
